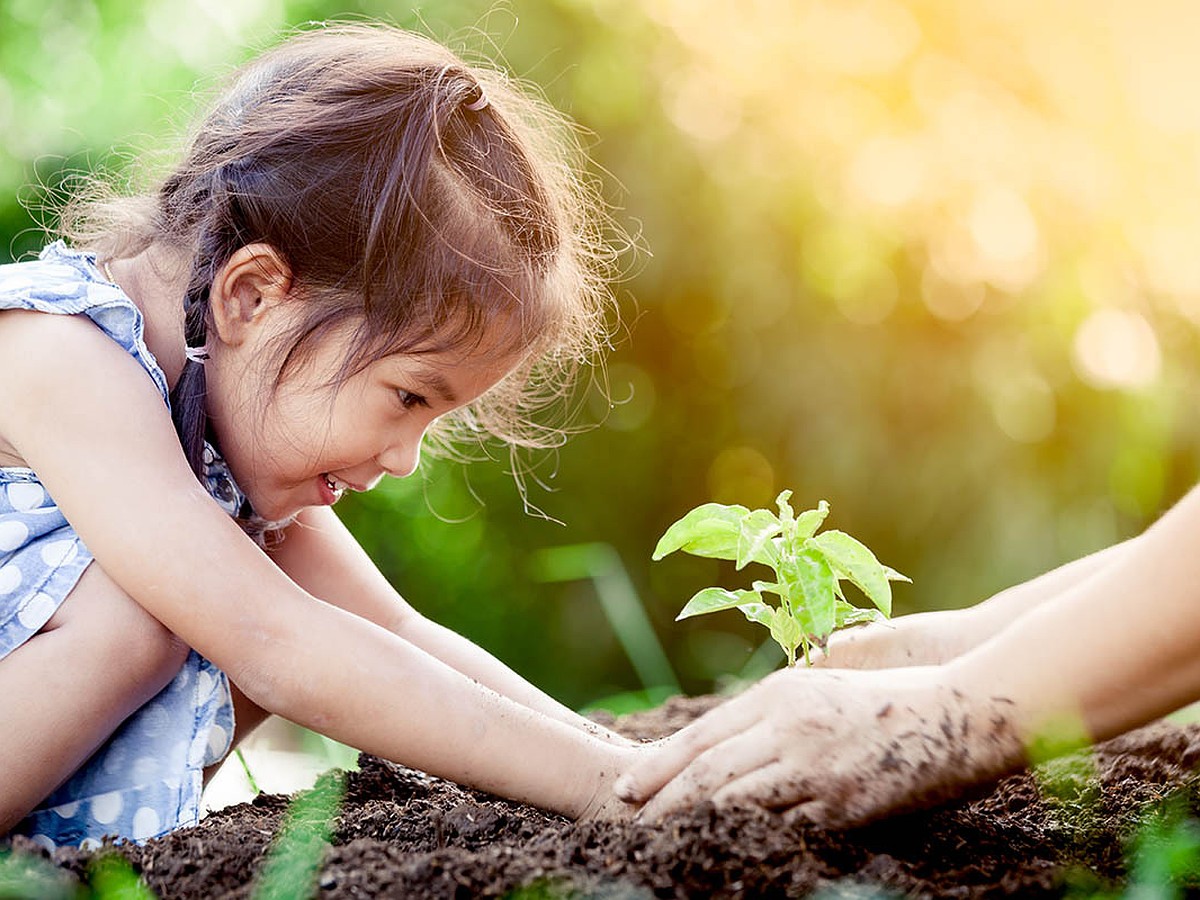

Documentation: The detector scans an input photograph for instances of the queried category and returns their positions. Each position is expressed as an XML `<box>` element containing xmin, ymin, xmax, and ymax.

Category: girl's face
<box><xmin>205</xmin><ymin>306</ymin><xmax>522</xmax><ymax>522</ymax></box>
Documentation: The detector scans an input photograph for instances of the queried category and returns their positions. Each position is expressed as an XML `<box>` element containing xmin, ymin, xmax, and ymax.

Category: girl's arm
<box><xmin>265</xmin><ymin>506</ymin><xmax>629</xmax><ymax>744</ymax></box>
<box><xmin>815</xmin><ymin>536</ymin><xmax>1140</xmax><ymax>669</ymax></box>
<box><xmin>0</xmin><ymin>311</ymin><xmax>632</xmax><ymax>818</ymax></box>
<box><xmin>618</xmin><ymin>486</ymin><xmax>1200</xmax><ymax>826</ymax></box>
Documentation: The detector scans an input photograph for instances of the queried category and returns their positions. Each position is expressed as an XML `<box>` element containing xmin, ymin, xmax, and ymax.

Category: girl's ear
<box><xmin>208</xmin><ymin>244</ymin><xmax>294</xmax><ymax>347</ymax></box>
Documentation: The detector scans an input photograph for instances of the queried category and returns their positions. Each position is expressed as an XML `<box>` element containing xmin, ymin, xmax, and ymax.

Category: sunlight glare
<box><xmin>1071</xmin><ymin>309</ymin><xmax>1162</xmax><ymax>390</ymax></box>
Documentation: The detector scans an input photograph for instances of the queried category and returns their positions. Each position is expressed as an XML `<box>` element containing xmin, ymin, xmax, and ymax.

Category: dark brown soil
<box><xmin>8</xmin><ymin>694</ymin><xmax>1200</xmax><ymax>898</ymax></box>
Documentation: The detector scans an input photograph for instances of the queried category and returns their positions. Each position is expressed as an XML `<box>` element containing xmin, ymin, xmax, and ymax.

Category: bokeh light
<box><xmin>4</xmin><ymin>0</ymin><xmax>1200</xmax><ymax>714</ymax></box>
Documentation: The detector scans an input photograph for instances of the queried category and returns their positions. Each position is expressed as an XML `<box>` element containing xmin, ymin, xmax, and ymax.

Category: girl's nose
<box><xmin>377</xmin><ymin>434</ymin><xmax>423</xmax><ymax>479</ymax></box>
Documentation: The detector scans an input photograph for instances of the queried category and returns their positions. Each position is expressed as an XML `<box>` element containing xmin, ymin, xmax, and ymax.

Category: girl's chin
<box><xmin>246</xmin><ymin>491</ymin><xmax>302</xmax><ymax>523</ymax></box>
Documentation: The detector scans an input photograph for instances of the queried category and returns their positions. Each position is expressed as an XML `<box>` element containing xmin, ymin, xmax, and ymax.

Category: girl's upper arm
<box><xmin>0</xmin><ymin>309</ymin><xmax>315</xmax><ymax>670</ymax></box>
<box><xmin>267</xmin><ymin>505</ymin><xmax>417</xmax><ymax>633</ymax></box>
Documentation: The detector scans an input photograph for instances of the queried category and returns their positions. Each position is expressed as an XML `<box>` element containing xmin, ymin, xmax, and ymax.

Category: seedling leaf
<box><xmin>738</xmin><ymin>601</ymin><xmax>774</xmax><ymax>627</ymax></box>
<box><xmin>775</xmin><ymin>490</ymin><xmax>795</xmax><ymax>525</ymax></box>
<box><xmin>655</xmin><ymin>494</ymin><xmax>907</xmax><ymax>670</ymax></box>
<box><xmin>785</xmin><ymin>547</ymin><xmax>837</xmax><ymax>638</ymax></box>
<box><xmin>769</xmin><ymin>605</ymin><xmax>803</xmax><ymax>663</ymax></box>
<box><xmin>836</xmin><ymin>605</ymin><xmax>884</xmax><ymax>627</ymax></box>
<box><xmin>809</xmin><ymin>529</ymin><xmax>892</xmax><ymax>616</ymax></box>
<box><xmin>736</xmin><ymin>509</ymin><xmax>782</xmax><ymax>569</ymax></box>
<box><xmin>794</xmin><ymin>500</ymin><xmax>830</xmax><ymax>541</ymax></box>
<box><xmin>653</xmin><ymin>503</ymin><xmax>749</xmax><ymax>561</ymax></box>
<box><xmin>676</xmin><ymin>587</ymin><xmax>760</xmax><ymax>620</ymax></box>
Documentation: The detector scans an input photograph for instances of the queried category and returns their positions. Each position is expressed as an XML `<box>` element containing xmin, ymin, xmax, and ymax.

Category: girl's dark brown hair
<box><xmin>64</xmin><ymin>24</ymin><xmax>615</xmax><ymax>501</ymax></box>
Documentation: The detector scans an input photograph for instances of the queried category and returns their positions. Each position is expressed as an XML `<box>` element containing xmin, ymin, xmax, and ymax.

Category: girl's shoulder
<box><xmin>0</xmin><ymin>242</ymin><xmax>169</xmax><ymax>403</ymax></box>
<box><xmin>0</xmin><ymin>242</ymin><xmax>108</xmax><ymax>315</ymax></box>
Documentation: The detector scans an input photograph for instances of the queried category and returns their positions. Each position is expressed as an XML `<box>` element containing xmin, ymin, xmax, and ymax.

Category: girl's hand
<box><xmin>613</xmin><ymin>666</ymin><xmax>1023</xmax><ymax>828</ymax></box>
<box><xmin>576</xmin><ymin>744</ymin><xmax>649</xmax><ymax>823</ymax></box>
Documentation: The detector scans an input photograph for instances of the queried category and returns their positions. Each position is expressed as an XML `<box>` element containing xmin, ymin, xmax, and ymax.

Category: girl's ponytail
<box><xmin>164</xmin><ymin>163</ymin><xmax>249</xmax><ymax>481</ymax></box>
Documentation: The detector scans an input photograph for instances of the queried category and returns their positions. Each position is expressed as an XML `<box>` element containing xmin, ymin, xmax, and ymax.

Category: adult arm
<box><xmin>266</xmin><ymin>505</ymin><xmax>629</xmax><ymax>745</ymax></box>
<box><xmin>617</xmin><ymin>486</ymin><xmax>1200</xmax><ymax>825</ymax></box>
<box><xmin>0</xmin><ymin>310</ymin><xmax>631</xmax><ymax>818</ymax></box>
<box><xmin>814</xmin><ymin>536</ymin><xmax>1140</xmax><ymax>669</ymax></box>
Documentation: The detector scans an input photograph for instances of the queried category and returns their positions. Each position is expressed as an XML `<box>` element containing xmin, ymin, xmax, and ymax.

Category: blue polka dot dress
<box><xmin>0</xmin><ymin>243</ymin><xmax>240</xmax><ymax>848</ymax></box>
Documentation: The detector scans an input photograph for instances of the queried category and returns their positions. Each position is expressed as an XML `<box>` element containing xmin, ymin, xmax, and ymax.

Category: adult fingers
<box><xmin>615</xmin><ymin>697</ymin><xmax>763</xmax><ymax>803</ymax></box>
<box><xmin>711</xmin><ymin>762</ymin><xmax>817</xmax><ymax>812</ymax></box>
<box><xmin>783</xmin><ymin>799</ymin><xmax>829</xmax><ymax>827</ymax></box>
<box><xmin>782</xmin><ymin>786</ymin><xmax>890</xmax><ymax>829</ymax></box>
<box><xmin>634</xmin><ymin>724</ymin><xmax>779</xmax><ymax>822</ymax></box>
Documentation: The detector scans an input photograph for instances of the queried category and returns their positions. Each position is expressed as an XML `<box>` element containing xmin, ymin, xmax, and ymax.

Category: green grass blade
<box><xmin>250</xmin><ymin>772</ymin><xmax>345</xmax><ymax>900</ymax></box>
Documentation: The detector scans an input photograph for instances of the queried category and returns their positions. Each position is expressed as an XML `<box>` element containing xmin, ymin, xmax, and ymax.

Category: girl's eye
<box><xmin>398</xmin><ymin>390</ymin><xmax>429</xmax><ymax>410</ymax></box>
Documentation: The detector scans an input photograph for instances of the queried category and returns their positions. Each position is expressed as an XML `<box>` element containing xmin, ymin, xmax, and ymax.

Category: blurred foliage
<box><xmin>4</xmin><ymin>0</ymin><xmax>1200</xmax><ymax>706</ymax></box>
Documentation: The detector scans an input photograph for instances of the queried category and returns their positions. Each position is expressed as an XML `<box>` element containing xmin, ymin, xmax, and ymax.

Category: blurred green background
<box><xmin>4</xmin><ymin>0</ymin><xmax>1200</xmax><ymax>712</ymax></box>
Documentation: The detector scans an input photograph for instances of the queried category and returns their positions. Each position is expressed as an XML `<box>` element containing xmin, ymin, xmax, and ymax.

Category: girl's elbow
<box><xmin>223</xmin><ymin>629</ymin><xmax>313</xmax><ymax>718</ymax></box>
<box><xmin>226</xmin><ymin>657</ymin><xmax>290</xmax><ymax>716</ymax></box>
<box><xmin>387</xmin><ymin>600</ymin><xmax>424</xmax><ymax>639</ymax></box>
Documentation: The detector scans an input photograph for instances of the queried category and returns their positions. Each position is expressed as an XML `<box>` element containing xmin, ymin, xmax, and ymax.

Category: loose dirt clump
<box><xmin>8</xmin><ymin>695</ymin><xmax>1200</xmax><ymax>898</ymax></box>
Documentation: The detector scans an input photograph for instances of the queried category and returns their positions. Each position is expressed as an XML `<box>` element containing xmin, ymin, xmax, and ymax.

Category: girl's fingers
<box><xmin>634</xmin><ymin>724</ymin><xmax>779</xmax><ymax>822</ymax></box>
<box><xmin>615</xmin><ymin>699</ymin><xmax>764</xmax><ymax>803</ymax></box>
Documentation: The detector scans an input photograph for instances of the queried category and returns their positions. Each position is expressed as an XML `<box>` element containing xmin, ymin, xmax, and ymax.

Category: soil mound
<box><xmin>7</xmin><ymin>695</ymin><xmax>1200</xmax><ymax>898</ymax></box>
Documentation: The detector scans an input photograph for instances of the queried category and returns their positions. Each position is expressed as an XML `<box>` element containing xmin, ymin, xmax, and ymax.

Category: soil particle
<box><xmin>6</xmin><ymin>698</ymin><xmax>1200</xmax><ymax>898</ymax></box>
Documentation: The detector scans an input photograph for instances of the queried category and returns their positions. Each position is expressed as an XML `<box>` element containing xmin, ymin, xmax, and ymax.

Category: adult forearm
<box><xmin>950</xmin><ymin>491</ymin><xmax>1200</xmax><ymax>747</ymax></box>
<box><xmin>819</xmin><ymin>536</ymin><xmax>1141</xmax><ymax>670</ymax></box>
<box><xmin>966</xmin><ymin>536</ymin><xmax>1139</xmax><ymax>639</ymax></box>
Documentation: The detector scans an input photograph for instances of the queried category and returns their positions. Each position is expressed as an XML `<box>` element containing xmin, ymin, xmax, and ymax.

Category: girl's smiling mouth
<box><xmin>321</xmin><ymin>473</ymin><xmax>355</xmax><ymax>504</ymax></box>
<box><xmin>319</xmin><ymin>473</ymin><xmax>374</xmax><ymax>505</ymax></box>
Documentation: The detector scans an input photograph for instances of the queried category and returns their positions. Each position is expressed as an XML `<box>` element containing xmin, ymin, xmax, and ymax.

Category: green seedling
<box><xmin>653</xmin><ymin>492</ymin><xmax>909</xmax><ymax>667</ymax></box>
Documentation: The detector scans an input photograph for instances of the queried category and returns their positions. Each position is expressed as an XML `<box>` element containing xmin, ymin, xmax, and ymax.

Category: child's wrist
<box><xmin>571</xmin><ymin>744</ymin><xmax>638</xmax><ymax>819</ymax></box>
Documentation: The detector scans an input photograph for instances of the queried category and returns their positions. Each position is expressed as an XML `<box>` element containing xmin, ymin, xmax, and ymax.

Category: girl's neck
<box><xmin>104</xmin><ymin>245</ymin><xmax>192</xmax><ymax>390</ymax></box>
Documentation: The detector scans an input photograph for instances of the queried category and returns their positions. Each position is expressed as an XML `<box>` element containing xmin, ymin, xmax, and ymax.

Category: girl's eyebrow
<box><xmin>410</xmin><ymin>366</ymin><xmax>457</xmax><ymax>404</ymax></box>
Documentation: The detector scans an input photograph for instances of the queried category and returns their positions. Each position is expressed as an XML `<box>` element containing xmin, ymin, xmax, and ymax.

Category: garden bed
<box><xmin>9</xmin><ymin>694</ymin><xmax>1200</xmax><ymax>898</ymax></box>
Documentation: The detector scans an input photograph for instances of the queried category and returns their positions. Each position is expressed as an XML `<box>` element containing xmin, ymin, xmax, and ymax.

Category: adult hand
<box><xmin>614</xmin><ymin>665</ymin><xmax>1024</xmax><ymax>828</ymax></box>
<box><xmin>814</xmin><ymin>608</ymin><xmax>980</xmax><ymax>670</ymax></box>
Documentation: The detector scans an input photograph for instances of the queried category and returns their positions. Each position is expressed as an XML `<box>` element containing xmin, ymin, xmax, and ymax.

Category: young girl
<box><xmin>0</xmin><ymin>23</ymin><xmax>638</xmax><ymax>848</ymax></box>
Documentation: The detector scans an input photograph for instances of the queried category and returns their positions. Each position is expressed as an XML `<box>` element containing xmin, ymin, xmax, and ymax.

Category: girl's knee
<box><xmin>46</xmin><ymin>563</ymin><xmax>190</xmax><ymax>690</ymax></box>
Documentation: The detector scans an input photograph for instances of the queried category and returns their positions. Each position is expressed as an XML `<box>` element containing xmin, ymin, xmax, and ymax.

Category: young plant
<box><xmin>653</xmin><ymin>492</ymin><xmax>909</xmax><ymax>667</ymax></box>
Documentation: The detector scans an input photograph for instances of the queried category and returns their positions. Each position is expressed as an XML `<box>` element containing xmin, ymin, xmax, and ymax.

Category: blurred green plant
<box><xmin>654</xmin><ymin>492</ymin><xmax>907</xmax><ymax>667</ymax></box>
<box><xmin>235</xmin><ymin>749</ymin><xmax>261</xmax><ymax>796</ymax></box>
<box><xmin>0</xmin><ymin>846</ymin><xmax>81</xmax><ymax>900</ymax></box>
<box><xmin>531</xmin><ymin>542</ymin><xmax>679</xmax><ymax>713</ymax></box>
<box><xmin>0</xmin><ymin>846</ymin><xmax>155</xmax><ymax>900</ymax></box>
<box><xmin>1063</xmin><ymin>797</ymin><xmax>1200</xmax><ymax>899</ymax></box>
<box><xmin>250</xmin><ymin>772</ymin><xmax>345</xmax><ymax>900</ymax></box>
<box><xmin>1123</xmin><ymin>802</ymin><xmax>1200</xmax><ymax>899</ymax></box>
<box><xmin>86</xmin><ymin>854</ymin><xmax>156</xmax><ymax>900</ymax></box>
